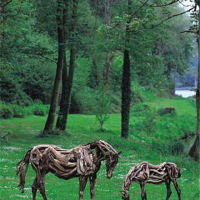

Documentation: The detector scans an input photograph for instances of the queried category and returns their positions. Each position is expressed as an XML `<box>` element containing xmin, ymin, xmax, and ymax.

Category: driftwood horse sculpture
<box><xmin>122</xmin><ymin>161</ymin><xmax>181</xmax><ymax>200</ymax></box>
<box><xmin>16</xmin><ymin>140</ymin><xmax>120</xmax><ymax>200</ymax></box>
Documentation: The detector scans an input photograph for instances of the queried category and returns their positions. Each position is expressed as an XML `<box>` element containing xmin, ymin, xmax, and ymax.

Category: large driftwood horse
<box><xmin>122</xmin><ymin>161</ymin><xmax>181</xmax><ymax>200</ymax></box>
<box><xmin>16</xmin><ymin>140</ymin><xmax>120</xmax><ymax>200</ymax></box>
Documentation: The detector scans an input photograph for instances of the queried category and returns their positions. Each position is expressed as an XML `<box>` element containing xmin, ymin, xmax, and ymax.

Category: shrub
<box><xmin>94</xmin><ymin>86</ymin><xmax>111</xmax><ymax>131</ymax></box>
<box><xmin>151</xmin><ymin>140</ymin><xmax>184</xmax><ymax>156</ymax></box>
<box><xmin>0</xmin><ymin>106</ymin><xmax>13</xmax><ymax>119</ymax></box>
<box><xmin>132</xmin><ymin>103</ymin><xmax>150</xmax><ymax>114</ymax></box>
<box><xmin>134</xmin><ymin>108</ymin><xmax>157</xmax><ymax>135</ymax></box>
<box><xmin>32</xmin><ymin>105</ymin><xmax>45</xmax><ymax>116</ymax></box>
<box><xmin>131</xmin><ymin>83</ymin><xmax>145</xmax><ymax>103</ymax></box>
<box><xmin>168</xmin><ymin>140</ymin><xmax>184</xmax><ymax>155</ymax></box>
<box><xmin>157</xmin><ymin>107</ymin><xmax>176</xmax><ymax>116</ymax></box>
<box><xmin>12</xmin><ymin>105</ymin><xmax>25</xmax><ymax>118</ymax></box>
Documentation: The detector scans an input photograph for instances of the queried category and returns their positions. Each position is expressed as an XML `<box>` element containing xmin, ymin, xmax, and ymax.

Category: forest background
<box><xmin>0</xmin><ymin>0</ymin><xmax>197</xmax><ymax>111</ymax></box>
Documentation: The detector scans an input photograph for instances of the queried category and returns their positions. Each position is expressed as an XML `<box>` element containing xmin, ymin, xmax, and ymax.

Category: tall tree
<box><xmin>43</xmin><ymin>0</ymin><xmax>67</xmax><ymax>132</ymax></box>
<box><xmin>189</xmin><ymin>4</ymin><xmax>200</xmax><ymax>162</ymax></box>
<box><xmin>121</xmin><ymin>0</ymin><xmax>131</xmax><ymax>139</ymax></box>
<box><xmin>103</xmin><ymin>0</ymin><xmax>112</xmax><ymax>86</ymax></box>
<box><xmin>56</xmin><ymin>0</ymin><xmax>78</xmax><ymax>130</ymax></box>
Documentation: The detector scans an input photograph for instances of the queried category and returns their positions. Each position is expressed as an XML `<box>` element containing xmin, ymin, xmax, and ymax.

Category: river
<box><xmin>175</xmin><ymin>89</ymin><xmax>196</xmax><ymax>98</ymax></box>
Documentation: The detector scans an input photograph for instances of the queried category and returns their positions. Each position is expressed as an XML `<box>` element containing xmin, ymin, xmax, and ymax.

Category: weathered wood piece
<box><xmin>16</xmin><ymin>140</ymin><xmax>120</xmax><ymax>200</ymax></box>
<box><xmin>122</xmin><ymin>161</ymin><xmax>181</xmax><ymax>200</ymax></box>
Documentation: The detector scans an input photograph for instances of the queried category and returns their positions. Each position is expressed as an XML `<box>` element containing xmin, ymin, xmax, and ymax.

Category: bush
<box><xmin>0</xmin><ymin>106</ymin><xmax>13</xmax><ymax>119</ymax></box>
<box><xmin>32</xmin><ymin>105</ymin><xmax>45</xmax><ymax>116</ymax></box>
<box><xmin>94</xmin><ymin>86</ymin><xmax>111</xmax><ymax>131</ymax></box>
<box><xmin>71</xmin><ymin>87</ymin><xmax>95</xmax><ymax>114</ymax></box>
<box><xmin>168</xmin><ymin>140</ymin><xmax>184</xmax><ymax>155</ymax></box>
<box><xmin>131</xmin><ymin>83</ymin><xmax>145</xmax><ymax>103</ymax></box>
<box><xmin>132</xmin><ymin>103</ymin><xmax>150</xmax><ymax>116</ymax></box>
<box><xmin>134</xmin><ymin>108</ymin><xmax>157</xmax><ymax>135</ymax></box>
<box><xmin>151</xmin><ymin>140</ymin><xmax>184</xmax><ymax>156</ymax></box>
<box><xmin>12</xmin><ymin>105</ymin><xmax>25</xmax><ymax>118</ymax></box>
<box><xmin>157</xmin><ymin>107</ymin><xmax>176</xmax><ymax>116</ymax></box>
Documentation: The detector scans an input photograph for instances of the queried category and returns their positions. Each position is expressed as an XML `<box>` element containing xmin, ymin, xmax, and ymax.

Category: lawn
<box><xmin>0</xmin><ymin>97</ymin><xmax>199</xmax><ymax>199</ymax></box>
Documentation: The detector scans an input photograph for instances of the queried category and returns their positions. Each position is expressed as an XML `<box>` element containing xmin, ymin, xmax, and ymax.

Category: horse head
<box><xmin>105</xmin><ymin>150</ymin><xmax>121</xmax><ymax>179</ymax></box>
<box><xmin>90</xmin><ymin>140</ymin><xmax>121</xmax><ymax>179</ymax></box>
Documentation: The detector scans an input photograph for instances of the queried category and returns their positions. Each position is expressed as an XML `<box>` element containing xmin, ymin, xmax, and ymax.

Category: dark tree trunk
<box><xmin>56</xmin><ymin>0</ymin><xmax>78</xmax><ymax>130</ymax></box>
<box><xmin>121</xmin><ymin>49</ymin><xmax>131</xmax><ymax>139</ymax></box>
<box><xmin>103</xmin><ymin>0</ymin><xmax>111</xmax><ymax>86</ymax></box>
<box><xmin>43</xmin><ymin>0</ymin><xmax>66</xmax><ymax>132</ymax></box>
<box><xmin>189</xmin><ymin>14</ymin><xmax>200</xmax><ymax>162</ymax></box>
<box><xmin>121</xmin><ymin>0</ymin><xmax>131</xmax><ymax>139</ymax></box>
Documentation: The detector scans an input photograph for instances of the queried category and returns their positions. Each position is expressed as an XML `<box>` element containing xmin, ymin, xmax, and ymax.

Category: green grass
<box><xmin>0</xmin><ymin>97</ymin><xmax>199</xmax><ymax>200</ymax></box>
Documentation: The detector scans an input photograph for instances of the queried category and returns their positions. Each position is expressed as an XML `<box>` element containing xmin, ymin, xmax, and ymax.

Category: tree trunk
<box><xmin>103</xmin><ymin>0</ymin><xmax>111</xmax><ymax>86</ymax></box>
<box><xmin>121</xmin><ymin>0</ymin><xmax>131</xmax><ymax>139</ymax></box>
<box><xmin>56</xmin><ymin>0</ymin><xmax>78</xmax><ymax>130</ymax></box>
<box><xmin>43</xmin><ymin>0</ymin><xmax>66</xmax><ymax>133</ymax></box>
<box><xmin>189</xmin><ymin>12</ymin><xmax>200</xmax><ymax>162</ymax></box>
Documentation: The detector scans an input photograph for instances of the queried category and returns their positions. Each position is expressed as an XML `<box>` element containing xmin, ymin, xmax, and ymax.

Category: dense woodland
<box><xmin>0</xmin><ymin>0</ymin><xmax>195</xmax><ymax>105</ymax></box>
<box><xmin>0</xmin><ymin>0</ymin><xmax>200</xmax><ymax>161</ymax></box>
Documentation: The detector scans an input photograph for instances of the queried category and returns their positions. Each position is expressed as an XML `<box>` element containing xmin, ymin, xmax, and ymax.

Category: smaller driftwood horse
<box><xmin>16</xmin><ymin>140</ymin><xmax>120</xmax><ymax>200</ymax></box>
<box><xmin>122</xmin><ymin>161</ymin><xmax>181</xmax><ymax>200</ymax></box>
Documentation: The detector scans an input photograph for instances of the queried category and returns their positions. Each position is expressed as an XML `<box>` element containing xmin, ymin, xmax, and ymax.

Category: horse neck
<box><xmin>90</xmin><ymin>140</ymin><xmax>117</xmax><ymax>165</ymax></box>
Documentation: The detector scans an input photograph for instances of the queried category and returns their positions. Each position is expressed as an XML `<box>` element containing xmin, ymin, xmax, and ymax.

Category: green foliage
<box><xmin>157</xmin><ymin>107</ymin><xmax>174</xmax><ymax>116</ymax></box>
<box><xmin>0</xmin><ymin>106</ymin><xmax>13</xmax><ymax>119</ymax></box>
<box><xmin>0</xmin><ymin>0</ymin><xmax>195</xmax><ymax>112</ymax></box>
<box><xmin>131</xmin><ymin>103</ymin><xmax>150</xmax><ymax>116</ymax></box>
<box><xmin>12</xmin><ymin>105</ymin><xmax>26</xmax><ymax>118</ymax></box>
<box><xmin>131</xmin><ymin>82</ymin><xmax>145</xmax><ymax>103</ymax></box>
<box><xmin>169</xmin><ymin>140</ymin><xmax>185</xmax><ymax>156</ymax></box>
<box><xmin>156</xmin><ymin>113</ymin><xmax>196</xmax><ymax>140</ymax></box>
<box><xmin>91</xmin><ymin>85</ymin><xmax>112</xmax><ymax>131</ymax></box>
<box><xmin>151</xmin><ymin>140</ymin><xmax>185</xmax><ymax>156</ymax></box>
<box><xmin>31</xmin><ymin>105</ymin><xmax>46</xmax><ymax>116</ymax></box>
<box><xmin>134</xmin><ymin>108</ymin><xmax>157</xmax><ymax>135</ymax></box>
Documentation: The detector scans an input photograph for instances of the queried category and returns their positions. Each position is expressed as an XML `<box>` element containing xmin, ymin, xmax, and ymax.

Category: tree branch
<box><xmin>147</xmin><ymin>0</ymin><xmax>179</xmax><ymax>7</ymax></box>
<box><xmin>1</xmin><ymin>0</ymin><xmax>14</xmax><ymax>9</ymax></box>
<box><xmin>0</xmin><ymin>0</ymin><xmax>23</xmax><ymax>24</ymax></box>
<box><xmin>152</xmin><ymin>7</ymin><xmax>195</xmax><ymax>29</ymax></box>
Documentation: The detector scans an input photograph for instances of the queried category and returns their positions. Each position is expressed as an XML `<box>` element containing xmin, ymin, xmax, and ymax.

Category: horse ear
<box><xmin>118</xmin><ymin>151</ymin><xmax>122</xmax><ymax>155</ymax></box>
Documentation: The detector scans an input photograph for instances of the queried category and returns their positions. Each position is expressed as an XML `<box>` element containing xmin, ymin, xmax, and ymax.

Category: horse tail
<box><xmin>16</xmin><ymin>148</ymin><xmax>32</xmax><ymax>193</ymax></box>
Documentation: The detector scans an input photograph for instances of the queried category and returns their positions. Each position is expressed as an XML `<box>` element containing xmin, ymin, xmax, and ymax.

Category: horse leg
<box><xmin>140</xmin><ymin>183</ymin><xmax>147</xmax><ymax>200</ymax></box>
<box><xmin>172</xmin><ymin>180</ymin><xmax>181</xmax><ymax>200</ymax></box>
<box><xmin>165</xmin><ymin>179</ymin><xmax>172</xmax><ymax>200</ymax></box>
<box><xmin>32</xmin><ymin>177</ymin><xmax>38</xmax><ymax>200</ymax></box>
<box><xmin>79</xmin><ymin>176</ymin><xmax>88</xmax><ymax>200</ymax></box>
<box><xmin>89</xmin><ymin>175</ymin><xmax>96</xmax><ymax>200</ymax></box>
<box><xmin>38</xmin><ymin>173</ymin><xmax>48</xmax><ymax>200</ymax></box>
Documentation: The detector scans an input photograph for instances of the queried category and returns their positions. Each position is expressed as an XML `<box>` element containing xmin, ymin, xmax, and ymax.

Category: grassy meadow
<box><xmin>0</xmin><ymin>96</ymin><xmax>200</xmax><ymax>200</ymax></box>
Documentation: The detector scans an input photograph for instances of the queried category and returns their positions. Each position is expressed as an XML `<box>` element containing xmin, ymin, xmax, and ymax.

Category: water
<box><xmin>175</xmin><ymin>90</ymin><xmax>196</xmax><ymax>98</ymax></box>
